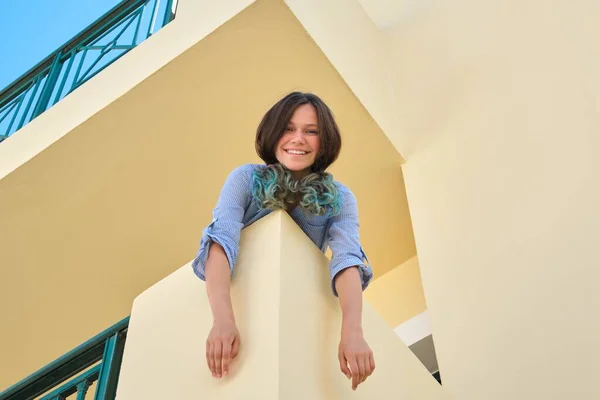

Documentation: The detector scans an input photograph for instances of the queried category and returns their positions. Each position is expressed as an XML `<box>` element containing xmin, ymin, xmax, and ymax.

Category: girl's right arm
<box><xmin>205</xmin><ymin>242</ymin><xmax>240</xmax><ymax>378</ymax></box>
<box><xmin>191</xmin><ymin>164</ymin><xmax>254</xmax><ymax>378</ymax></box>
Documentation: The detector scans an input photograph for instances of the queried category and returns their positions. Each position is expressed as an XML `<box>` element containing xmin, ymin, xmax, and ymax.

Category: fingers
<box><xmin>358</xmin><ymin>357</ymin><xmax>367</xmax><ymax>384</ymax></box>
<box><xmin>349</xmin><ymin>357</ymin><xmax>360</xmax><ymax>390</ymax></box>
<box><xmin>206</xmin><ymin>341</ymin><xmax>216</xmax><ymax>377</ymax></box>
<box><xmin>361</xmin><ymin>352</ymin><xmax>375</xmax><ymax>384</ymax></box>
<box><xmin>207</xmin><ymin>333</ymin><xmax>239</xmax><ymax>378</ymax></box>
<box><xmin>369</xmin><ymin>352</ymin><xmax>376</xmax><ymax>375</ymax></box>
<box><xmin>346</xmin><ymin>351</ymin><xmax>376</xmax><ymax>390</ymax></box>
<box><xmin>231</xmin><ymin>336</ymin><xmax>240</xmax><ymax>360</ymax></box>
<box><xmin>221</xmin><ymin>339</ymin><xmax>232</xmax><ymax>376</ymax></box>
<box><xmin>361</xmin><ymin>353</ymin><xmax>375</xmax><ymax>384</ymax></box>
<box><xmin>213</xmin><ymin>340</ymin><xmax>223</xmax><ymax>378</ymax></box>
<box><xmin>338</xmin><ymin>347</ymin><xmax>351</xmax><ymax>379</ymax></box>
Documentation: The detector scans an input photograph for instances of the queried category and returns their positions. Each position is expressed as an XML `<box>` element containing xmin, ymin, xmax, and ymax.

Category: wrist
<box><xmin>213</xmin><ymin>313</ymin><xmax>236</xmax><ymax>324</ymax></box>
<box><xmin>211</xmin><ymin>300</ymin><xmax>236</xmax><ymax>324</ymax></box>
<box><xmin>341</xmin><ymin>320</ymin><xmax>363</xmax><ymax>335</ymax></box>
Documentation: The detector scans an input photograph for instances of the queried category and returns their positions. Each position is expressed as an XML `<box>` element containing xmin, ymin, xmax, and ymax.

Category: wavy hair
<box><xmin>251</xmin><ymin>164</ymin><xmax>342</xmax><ymax>217</ymax></box>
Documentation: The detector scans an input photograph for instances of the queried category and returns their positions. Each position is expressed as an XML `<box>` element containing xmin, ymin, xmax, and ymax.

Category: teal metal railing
<box><xmin>0</xmin><ymin>317</ymin><xmax>129</xmax><ymax>400</ymax></box>
<box><xmin>0</xmin><ymin>0</ymin><xmax>177</xmax><ymax>143</ymax></box>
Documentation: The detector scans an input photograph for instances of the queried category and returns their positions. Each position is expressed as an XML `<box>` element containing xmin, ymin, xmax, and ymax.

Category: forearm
<box><xmin>205</xmin><ymin>242</ymin><xmax>235</xmax><ymax>323</ymax></box>
<box><xmin>334</xmin><ymin>266</ymin><xmax>363</xmax><ymax>334</ymax></box>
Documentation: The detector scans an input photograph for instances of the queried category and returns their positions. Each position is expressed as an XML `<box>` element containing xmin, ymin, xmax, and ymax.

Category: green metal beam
<box><xmin>0</xmin><ymin>317</ymin><xmax>129</xmax><ymax>400</ymax></box>
<box><xmin>0</xmin><ymin>0</ymin><xmax>147</xmax><ymax>107</ymax></box>
<box><xmin>0</xmin><ymin>0</ymin><xmax>177</xmax><ymax>140</ymax></box>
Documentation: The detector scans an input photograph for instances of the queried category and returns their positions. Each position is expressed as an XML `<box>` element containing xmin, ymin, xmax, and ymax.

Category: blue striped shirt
<box><xmin>191</xmin><ymin>164</ymin><xmax>373</xmax><ymax>296</ymax></box>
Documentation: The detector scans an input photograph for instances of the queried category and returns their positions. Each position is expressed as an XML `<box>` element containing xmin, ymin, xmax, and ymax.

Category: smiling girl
<box><xmin>191</xmin><ymin>91</ymin><xmax>375</xmax><ymax>390</ymax></box>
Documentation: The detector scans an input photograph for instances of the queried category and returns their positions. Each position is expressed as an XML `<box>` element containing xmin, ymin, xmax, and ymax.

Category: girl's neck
<box><xmin>290</xmin><ymin>168</ymin><xmax>311</xmax><ymax>181</ymax></box>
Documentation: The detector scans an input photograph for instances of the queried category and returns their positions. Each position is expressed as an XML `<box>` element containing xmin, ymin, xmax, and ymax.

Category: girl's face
<box><xmin>275</xmin><ymin>104</ymin><xmax>321</xmax><ymax>179</ymax></box>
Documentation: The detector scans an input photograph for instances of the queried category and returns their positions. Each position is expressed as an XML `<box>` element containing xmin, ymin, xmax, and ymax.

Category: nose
<box><xmin>290</xmin><ymin>129</ymin><xmax>306</xmax><ymax>144</ymax></box>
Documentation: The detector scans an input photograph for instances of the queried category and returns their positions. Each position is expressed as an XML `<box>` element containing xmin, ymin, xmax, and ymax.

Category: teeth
<box><xmin>287</xmin><ymin>150</ymin><xmax>307</xmax><ymax>155</ymax></box>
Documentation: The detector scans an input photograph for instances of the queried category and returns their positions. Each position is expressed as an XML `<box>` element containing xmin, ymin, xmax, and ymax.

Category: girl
<box><xmin>192</xmin><ymin>91</ymin><xmax>375</xmax><ymax>391</ymax></box>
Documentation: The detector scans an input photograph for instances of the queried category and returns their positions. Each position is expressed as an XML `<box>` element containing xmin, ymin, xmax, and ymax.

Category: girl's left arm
<box><xmin>328</xmin><ymin>188</ymin><xmax>375</xmax><ymax>390</ymax></box>
<box><xmin>334</xmin><ymin>266</ymin><xmax>375</xmax><ymax>391</ymax></box>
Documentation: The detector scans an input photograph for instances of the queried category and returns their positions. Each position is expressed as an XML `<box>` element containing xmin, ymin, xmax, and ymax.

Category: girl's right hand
<box><xmin>206</xmin><ymin>319</ymin><xmax>240</xmax><ymax>378</ymax></box>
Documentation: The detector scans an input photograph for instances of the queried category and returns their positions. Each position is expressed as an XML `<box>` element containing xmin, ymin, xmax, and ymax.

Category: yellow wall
<box><xmin>0</xmin><ymin>0</ymin><xmax>415</xmax><ymax>389</ymax></box>
<box><xmin>364</xmin><ymin>256</ymin><xmax>427</xmax><ymax>328</ymax></box>
<box><xmin>394</xmin><ymin>1</ymin><xmax>600</xmax><ymax>399</ymax></box>
<box><xmin>116</xmin><ymin>211</ymin><xmax>448</xmax><ymax>399</ymax></box>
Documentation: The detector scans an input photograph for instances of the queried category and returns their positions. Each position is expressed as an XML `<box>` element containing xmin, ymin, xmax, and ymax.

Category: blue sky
<box><xmin>0</xmin><ymin>0</ymin><xmax>122</xmax><ymax>90</ymax></box>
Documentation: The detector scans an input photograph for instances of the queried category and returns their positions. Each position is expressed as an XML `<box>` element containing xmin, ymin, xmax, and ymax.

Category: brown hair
<box><xmin>255</xmin><ymin>91</ymin><xmax>342</xmax><ymax>172</ymax></box>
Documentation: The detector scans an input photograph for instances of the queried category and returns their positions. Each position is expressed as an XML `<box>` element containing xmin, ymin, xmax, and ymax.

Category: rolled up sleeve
<box><xmin>191</xmin><ymin>165</ymin><xmax>252</xmax><ymax>281</ymax></box>
<box><xmin>328</xmin><ymin>188</ymin><xmax>373</xmax><ymax>297</ymax></box>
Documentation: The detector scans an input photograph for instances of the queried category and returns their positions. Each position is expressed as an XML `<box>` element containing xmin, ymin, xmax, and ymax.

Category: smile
<box><xmin>285</xmin><ymin>149</ymin><xmax>309</xmax><ymax>155</ymax></box>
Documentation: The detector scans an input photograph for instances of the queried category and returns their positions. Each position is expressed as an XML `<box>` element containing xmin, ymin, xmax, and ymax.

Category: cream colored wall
<box><xmin>0</xmin><ymin>0</ymin><xmax>415</xmax><ymax>390</ymax></box>
<box><xmin>116</xmin><ymin>211</ymin><xmax>448</xmax><ymax>400</ymax></box>
<box><xmin>357</xmin><ymin>0</ymin><xmax>417</xmax><ymax>29</ymax></box>
<box><xmin>364</xmin><ymin>256</ymin><xmax>426</xmax><ymax>328</ymax></box>
<box><xmin>0</xmin><ymin>0</ymin><xmax>255</xmax><ymax>180</ymax></box>
<box><xmin>395</xmin><ymin>1</ymin><xmax>600</xmax><ymax>399</ymax></box>
<box><xmin>284</xmin><ymin>0</ymin><xmax>404</xmax><ymax>160</ymax></box>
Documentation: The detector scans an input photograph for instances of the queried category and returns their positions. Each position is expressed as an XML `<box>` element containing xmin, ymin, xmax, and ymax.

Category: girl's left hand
<box><xmin>338</xmin><ymin>330</ymin><xmax>375</xmax><ymax>390</ymax></box>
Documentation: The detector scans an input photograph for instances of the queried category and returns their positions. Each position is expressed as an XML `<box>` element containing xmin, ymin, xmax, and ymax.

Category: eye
<box><xmin>286</xmin><ymin>127</ymin><xmax>294</xmax><ymax>132</ymax></box>
<box><xmin>307</xmin><ymin>130</ymin><xmax>319</xmax><ymax>135</ymax></box>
